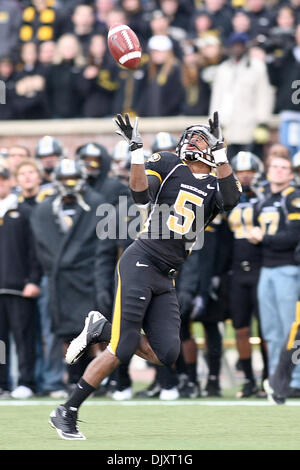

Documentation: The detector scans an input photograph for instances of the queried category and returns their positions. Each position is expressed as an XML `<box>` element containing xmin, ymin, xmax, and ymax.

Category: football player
<box><xmin>248</xmin><ymin>153</ymin><xmax>300</xmax><ymax>398</ymax></box>
<box><xmin>227</xmin><ymin>151</ymin><xmax>268</xmax><ymax>397</ymax></box>
<box><xmin>135</xmin><ymin>130</ymin><xmax>181</xmax><ymax>401</ymax></box>
<box><xmin>36</xmin><ymin>136</ymin><xmax>63</xmax><ymax>190</ymax></box>
<box><xmin>76</xmin><ymin>142</ymin><xmax>130</xmax><ymax>206</ymax></box>
<box><xmin>49</xmin><ymin>112</ymin><xmax>241</xmax><ymax>440</ymax></box>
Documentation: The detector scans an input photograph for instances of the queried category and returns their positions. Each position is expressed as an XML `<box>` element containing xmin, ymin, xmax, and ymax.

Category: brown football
<box><xmin>107</xmin><ymin>24</ymin><xmax>142</xmax><ymax>70</ymax></box>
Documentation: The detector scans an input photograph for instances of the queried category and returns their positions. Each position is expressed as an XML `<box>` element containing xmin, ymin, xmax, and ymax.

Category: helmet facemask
<box><xmin>176</xmin><ymin>125</ymin><xmax>216</xmax><ymax>168</ymax></box>
<box><xmin>231</xmin><ymin>151</ymin><xmax>263</xmax><ymax>188</ymax></box>
<box><xmin>83</xmin><ymin>157</ymin><xmax>101</xmax><ymax>178</ymax></box>
<box><xmin>56</xmin><ymin>177</ymin><xmax>85</xmax><ymax>197</ymax></box>
<box><xmin>54</xmin><ymin>159</ymin><xmax>87</xmax><ymax>197</ymax></box>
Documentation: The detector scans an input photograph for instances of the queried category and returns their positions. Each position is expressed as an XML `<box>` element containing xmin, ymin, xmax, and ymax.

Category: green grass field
<box><xmin>1</xmin><ymin>394</ymin><xmax>300</xmax><ymax>450</ymax></box>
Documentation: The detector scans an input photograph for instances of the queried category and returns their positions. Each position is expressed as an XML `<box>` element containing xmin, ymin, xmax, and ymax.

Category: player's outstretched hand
<box><xmin>114</xmin><ymin>113</ymin><xmax>143</xmax><ymax>151</ymax></box>
<box><xmin>208</xmin><ymin>111</ymin><xmax>228</xmax><ymax>165</ymax></box>
<box><xmin>208</xmin><ymin>111</ymin><xmax>223</xmax><ymax>143</ymax></box>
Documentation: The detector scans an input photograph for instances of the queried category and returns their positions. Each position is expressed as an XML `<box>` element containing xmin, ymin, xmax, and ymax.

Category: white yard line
<box><xmin>0</xmin><ymin>400</ymin><xmax>300</xmax><ymax>406</ymax></box>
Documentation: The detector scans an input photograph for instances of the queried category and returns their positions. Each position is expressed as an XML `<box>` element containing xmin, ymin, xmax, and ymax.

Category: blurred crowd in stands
<box><xmin>0</xmin><ymin>0</ymin><xmax>300</xmax><ymax>402</ymax></box>
<box><xmin>0</xmin><ymin>1</ymin><xmax>296</xmax><ymax>120</ymax></box>
<box><xmin>0</xmin><ymin>0</ymin><xmax>300</xmax><ymax>156</ymax></box>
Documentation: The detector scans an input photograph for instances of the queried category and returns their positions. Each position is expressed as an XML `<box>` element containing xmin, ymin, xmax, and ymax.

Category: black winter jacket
<box><xmin>0</xmin><ymin>201</ymin><xmax>41</xmax><ymax>293</ymax></box>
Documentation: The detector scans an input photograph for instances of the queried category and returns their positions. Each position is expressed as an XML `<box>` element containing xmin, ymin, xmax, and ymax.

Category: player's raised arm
<box><xmin>114</xmin><ymin>113</ymin><xmax>150</xmax><ymax>205</ymax></box>
<box><xmin>209</xmin><ymin>112</ymin><xmax>242</xmax><ymax>210</ymax></box>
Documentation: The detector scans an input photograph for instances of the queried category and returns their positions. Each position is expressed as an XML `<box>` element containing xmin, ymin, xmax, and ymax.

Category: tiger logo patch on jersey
<box><xmin>147</xmin><ymin>153</ymin><xmax>161</xmax><ymax>163</ymax></box>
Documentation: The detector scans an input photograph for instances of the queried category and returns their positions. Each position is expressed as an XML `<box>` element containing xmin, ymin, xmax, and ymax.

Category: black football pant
<box><xmin>108</xmin><ymin>242</ymin><xmax>181</xmax><ymax>366</ymax></box>
<box><xmin>229</xmin><ymin>269</ymin><xmax>259</xmax><ymax>330</ymax></box>
<box><xmin>270</xmin><ymin>300</ymin><xmax>300</xmax><ymax>397</ymax></box>
<box><xmin>0</xmin><ymin>294</ymin><xmax>36</xmax><ymax>391</ymax></box>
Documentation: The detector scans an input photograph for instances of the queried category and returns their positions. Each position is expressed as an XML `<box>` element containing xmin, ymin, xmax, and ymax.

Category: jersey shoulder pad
<box><xmin>36</xmin><ymin>187</ymin><xmax>55</xmax><ymax>203</ymax></box>
<box><xmin>282</xmin><ymin>185</ymin><xmax>296</xmax><ymax>198</ymax></box>
<box><xmin>286</xmin><ymin>188</ymin><xmax>300</xmax><ymax>214</ymax></box>
<box><xmin>145</xmin><ymin>151</ymin><xmax>181</xmax><ymax>184</ymax></box>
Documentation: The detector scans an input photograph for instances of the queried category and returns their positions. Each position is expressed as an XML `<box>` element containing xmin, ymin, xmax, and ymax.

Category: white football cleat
<box><xmin>11</xmin><ymin>385</ymin><xmax>34</xmax><ymax>399</ymax></box>
<box><xmin>65</xmin><ymin>311</ymin><xmax>109</xmax><ymax>365</ymax></box>
<box><xmin>159</xmin><ymin>387</ymin><xmax>179</xmax><ymax>401</ymax></box>
<box><xmin>112</xmin><ymin>387</ymin><xmax>133</xmax><ymax>401</ymax></box>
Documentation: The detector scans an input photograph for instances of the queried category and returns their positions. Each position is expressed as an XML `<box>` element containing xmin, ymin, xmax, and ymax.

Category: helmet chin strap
<box><xmin>180</xmin><ymin>144</ymin><xmax>216</xmax><ymax>167</ymax></box>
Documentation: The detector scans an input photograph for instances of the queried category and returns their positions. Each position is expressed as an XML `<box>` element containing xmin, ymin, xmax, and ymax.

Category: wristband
<box><xmin>131</xmin><ymin>147</ymin><xmax>145</xmax><ymax>165</ymax></box>
<box><xmin>213</xmin><ymin>146</ymin><xmax>228</xmax><ymax>165</ymax></box>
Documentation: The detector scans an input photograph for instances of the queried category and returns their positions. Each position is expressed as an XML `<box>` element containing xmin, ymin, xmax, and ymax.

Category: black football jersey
<box><xmin>227</xmin><ymin>191</ymin><xmax>262</xmax><ymax>269</ymax></box>
<box><xmin>136</xmin><ymin>152</ymin><xmax>223</xmax><ymax>268</ymax></box>
<box><xmin>254</xmin><ymin>185</ymin><xmax>300</xmax><ymax>267</ymax></box>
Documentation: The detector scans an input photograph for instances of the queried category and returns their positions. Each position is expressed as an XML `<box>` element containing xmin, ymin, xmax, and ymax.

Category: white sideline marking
<box><xmin>0</xmin><ymin>400</ymin><xmax>300</xmax><ymax>406</ymax></box>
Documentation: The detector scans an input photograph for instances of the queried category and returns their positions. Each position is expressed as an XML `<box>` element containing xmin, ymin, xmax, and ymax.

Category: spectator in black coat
<box><xmin>204</xmin><ymin>0</ymin><xmax>234</xmax><ymax>41</ymax></box>
<box><xmin>46</xmin><ymin>34</ymin><xmax>85</xmax><ymax>118</ymax></box>
<box><xmin>62</xmin><ymin>3</ymin><xmax>101</xmax><ymax>56</ymax></box>
<box><xmin>159</xmin><ymin>0</ymin><xmax>191</xmax><ymax>40</ymax></box>
<box><xmin>31</xmin><ymin>158</ymin><xmax>107</xmax><ymax>385</ymax></box>
<box><xmin>149</xmin><ymin>9</ymin><xmax>183</xmax><ymax>59</ymax></box>
<box><xmin>120</xmin><ymin>0</ymin><xmax>151</xmax><ymax>48</ymax></box>
<box><xmin>14</xmin><ymin>42</ymin><xmax>48</xmax><ymax>119</ymax></box>
<box><xmin>79</xmin><ymin>34</ymin><xmax>119</xmax><ymax>118</ymax></box>
<box><xmin>181</xmin><ymin>44</ymin><xmax>209</xmax><ymax>116</ymax></box>
<box><xmin>38</xmin><ymin>40</ymin><xmax>56</xmax><ymax>69</ymax></box>
<box><xmin>137</xmin><ymin>35</ymin><xmax>184</xmax><ymax>117</ymax></box>
<box><xmin>0</xmin><ymin>56</ymin><xmax>18</xmax><ymax>120</ymax></box>
<box><xmin>246</xmin><ymin>0</ymin><xmax>274</xmax><ymax>38</ymax></box>
<box><xmin>94</xmin><ymin>0</ymin><xmax>116</xmax><ymax>33</ymax></box>
<box><xmin>231</xmin><ymin>9</ymin><xmax>254</xmax><ymax>39</ymax></box>
<box><xmin>112</xmin><ymin>53</ymin><xmax>148</xmax><ymax>116</ymax></box>
<box><xmin>189</xmin><ymin>9</ymin><xmax>216</xmax><ymax>41</ymax></box>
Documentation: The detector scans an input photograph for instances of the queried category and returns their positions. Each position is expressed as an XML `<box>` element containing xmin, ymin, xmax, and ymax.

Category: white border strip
<box><xmin>1</xmin><ymin>400</ymin><xmax>300</xmax><ymax>406</ymax></box>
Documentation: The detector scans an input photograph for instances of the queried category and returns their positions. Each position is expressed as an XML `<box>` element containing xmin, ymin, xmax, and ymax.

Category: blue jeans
<box><xmin>258</xmin><ymin>265</ymin><xmax>300</xmax><ymax>387</ymax></box>
<box><xmin>35</xmin><ymin>277</ymin><xmax>66</xmax><ymax>392</ymax></box>
<box><xmin>279</xmin><ymin>117</ymin><xmax>300</xmax><ymax>157</ymax></box>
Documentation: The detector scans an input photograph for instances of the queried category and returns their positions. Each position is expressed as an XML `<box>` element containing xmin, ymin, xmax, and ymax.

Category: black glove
<box><xmin>208</xmin><ymin>111</ymin><xmax>223</xmax><ymax>143</ymax></box>
<box><xmin>114</xmin><ymin>113</ymin><xmax>143</xmax><ymax>151</ymax></box>
<box><xmin>208</xmin><ymin>111</ymin><xmax>228</xmax><ymax>164</ymax></box>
